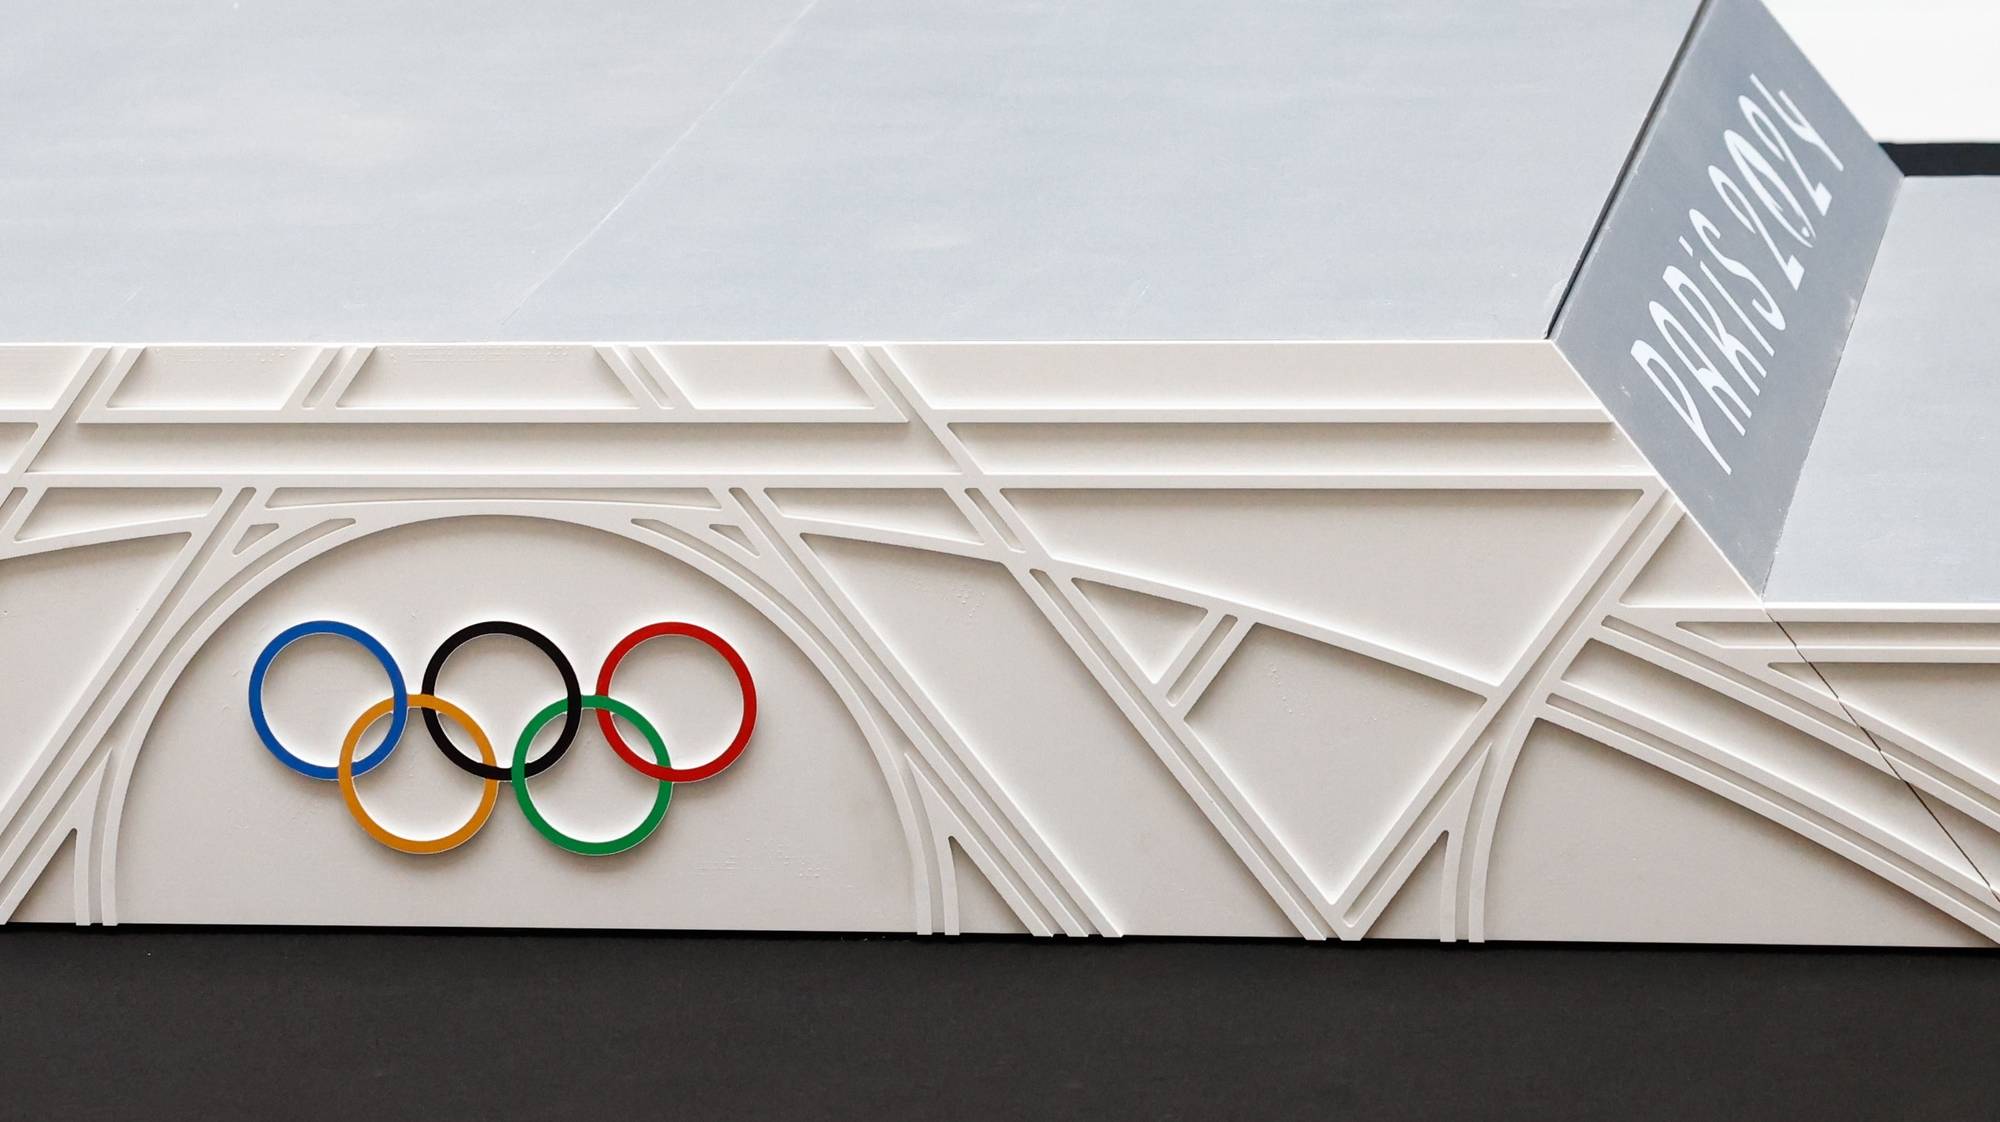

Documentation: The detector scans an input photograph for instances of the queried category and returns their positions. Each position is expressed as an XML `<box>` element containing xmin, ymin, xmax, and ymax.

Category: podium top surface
<box><xmin>0</xmin><ymin>0</ymin><xmax>1699</xmax><ymax>343</ymax></box>
<box><xmin>1768</xmin><ymin>178</ymin><xmax>2000</xmax><ymax>604</ymax></box>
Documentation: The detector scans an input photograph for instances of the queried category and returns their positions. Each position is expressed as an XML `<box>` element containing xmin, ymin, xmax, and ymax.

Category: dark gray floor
<box><xmin>1</xmin><ymin>928</ymin><xmax>1995</xmax><ymax>1119</ymax></box>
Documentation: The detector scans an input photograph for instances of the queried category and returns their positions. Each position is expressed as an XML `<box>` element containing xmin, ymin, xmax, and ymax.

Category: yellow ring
<box><xmin>337</xmin><ymin>693</ymin><xmax>499</xmax><ymax>854</ymax></box>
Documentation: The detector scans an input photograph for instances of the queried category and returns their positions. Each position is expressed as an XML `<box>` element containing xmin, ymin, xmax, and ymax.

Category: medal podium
<box><xmin>4</xmin><ymin>0</ymin><xmax>1996</xmax><ymax>946</ymax></box>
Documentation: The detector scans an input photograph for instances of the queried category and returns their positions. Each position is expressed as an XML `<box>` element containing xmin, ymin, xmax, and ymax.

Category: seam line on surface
<box><xmin>1772</xmin><ymin>616</ymin><xmax>2000</xmax><ymax>927</ymax></box>
<box><xmin>1543</xmin><ymin>0</ymin><xmax>1712</xmax><ymax>340</ymax></box>
<box><xmin>497</xmin><ymin>0</ymin><xmax>826</xmax><ymax>327</ymax></box>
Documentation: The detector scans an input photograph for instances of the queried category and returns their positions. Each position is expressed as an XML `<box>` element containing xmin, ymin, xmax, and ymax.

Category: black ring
<box><xmin>421</xmin><ymin>621</ymin><xmax>582</xmax><ymax>781</ymax></box>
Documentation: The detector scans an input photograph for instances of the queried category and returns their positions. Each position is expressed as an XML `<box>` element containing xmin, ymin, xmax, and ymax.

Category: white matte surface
<box><xmin>1773</xmin><ymin>0</ymin><xmax>2000</xmax><ymax>141</ymax></box>
<box><xmin>0</xmin><ymin>0</ymin><xmax>1698</xmax><ymax>342</ymax></box>
<box><xmin>6</xmin><ymin>341</ymin><xmax>2000</xmax><ymax>946</ymax></box>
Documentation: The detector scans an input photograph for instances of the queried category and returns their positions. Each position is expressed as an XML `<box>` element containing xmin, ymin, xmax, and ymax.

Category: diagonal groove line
<box><xmin>961</xmin><ymin>489</ymin><xmax>1020</xmax><ymax>551</ymax></box>
<box><xmin>1166</xmin><ymin>615</ymin><xmax>1239</xmax><ymax>708</ymax></box>
<box><xmin>0</xmin><ymin>488</ymin><xmax>252</xmax><ymax>882</ymax></box>
<box><xmin>301</xmin><ymin>347</ymin><xmax>372</xmax><ymax>410</ymax></box>
<box><xmin>0</xmin><ymin>514</ymin><xmax>212</xmax><ymax>562</ymax></box>
<box><xmin>1547</xmin><ymin>690</ymin><xmax>2000</xmax><ymax>935</ymax></box>
<box><xmin>9</xmin><ymin>347</ymin><xmax>117</xmax><ymax>479</ymax></box>
<box><xmin>0</xmin><ymin>488</ymin><xmax>240</xmax><ymax>835</ymax></box>
<box><xmin>629</xmin><ymin>347</ymin><xmax>693</xmax><ymax>409</ymax></box>
<box><xmin>102</xmin><ymin>515</ymin><xmax>356</xmax><ymax>762</ymax></box>
<box><xmin>629</xmin><ymin>518</ymin><xmax>979</xmax><ymax>874</ymax></box>
<box><xmin>498</xmin><ymin>0</ymin><xmax>824</xmax><ymax>324</ymax></box>
<box><xmin>1348</xmin><ymin>764</ymin><xmax>1480</xmax><ymax>938</ymax></box>
<box><xmin>0</xmin><ymin>754</ymin><xmax>104</xmax><ymax>921</ymax></box>
<box><xmin>87</xmin><ymin>743</ymin><xmax>118</xmax><ymax>923</ymax></box>
<box><xmin>632</xmin><ymin>514</ymin><xmax>1061</xmax><ymax>933</ymax></box>
<box><xmin>880</xmin><ymin>358</ymin><xmax>1327</xmax><ymax>935</ymax></box>
<box><xmin>9</xmin><ymin>512</ymin><xmax>355</xmax><ymax>916</ymax></box>
<box><xmin>832</xmin><ymin>346</ymin><xmax>909</xmax><ymax>421</ymax></box>
<box><xmin>1600</xmin><ymin>616</ymin><xmax>1876</xmax><ymax>755</ymax></box>
<box><xmin>1031</xmin><ymin>571</ymin><xmax>1328</xmax><ymax>938</ymax></box>
<box><xmin>719</xmin><ymin>494</ymin><xmax>1091</xmax><ymax>932</ymax></box>
<box><xmin>1348</xmin><ymin>751</ymin><xmax>1483</xmax><ymax>931</ymax></box>
<box><xmin>905</xmin><ymin>753</ymin><xmax>1053</xmax><ymax>936</ymax></box>
<box><xmin>594</xmin><ymin>346</ymin><xmax>667</xmax><ymax>409</ymax></box>
<box><xmin>1448</xmin><ymin>490</ymin><xmax>1677</xmax><ymax>937</ymax></box>
<box><xmin>1153</xmin><ymin>609</ymin><xmax>1224</xmax><ymax>693</ymax></box>
<box><xmin>1772</xmin><ymin>616</ymin><xmax>2000</xmax><ymax>912</ymax></box>
<box><xmin>284</xmin><ymin>347</ymin><xmax>341</xmax><ymax>409</ymax></box>
<box><xmin>857</xmin><ymin>348</ymin><xmax>1037</xmax><ymax>555</ymax></box>
<box><xmin>1345</xmin><ymin>489</ymin><xmax>1669</xmax><ymax>931</ymax></box>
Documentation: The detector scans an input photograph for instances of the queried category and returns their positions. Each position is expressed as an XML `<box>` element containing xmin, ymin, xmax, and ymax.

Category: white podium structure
<box><xmin>3</xmin><ymin>0</ymin><xmax>1994</xmax><ymax>946</ymax></box>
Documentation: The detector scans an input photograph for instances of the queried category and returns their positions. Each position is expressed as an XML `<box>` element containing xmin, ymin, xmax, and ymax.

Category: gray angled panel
<box><xmin>1767</xmin><ymin>179</ymin><xmax>2000</xmax><ymax>604</ymax></box>
<box><xmin>1553</xmin><ymin>0</ymin><xmax>1899</xmax><ymax>591</ymax></box>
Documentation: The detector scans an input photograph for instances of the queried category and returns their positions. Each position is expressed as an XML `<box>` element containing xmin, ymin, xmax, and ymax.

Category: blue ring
<box><xmin>249</xmin><ymin>620</ymin><xmax>407</xmax><ymax>780</ymax></box>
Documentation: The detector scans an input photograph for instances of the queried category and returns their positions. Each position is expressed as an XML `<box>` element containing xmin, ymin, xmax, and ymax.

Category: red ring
<box><xmin>595</xmin><ymin>622</ymin><xmax>757</xmax><ymax>782</ymax></box>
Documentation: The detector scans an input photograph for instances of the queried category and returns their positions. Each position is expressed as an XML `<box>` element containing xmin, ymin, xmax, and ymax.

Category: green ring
<box><xmin>512</xmin><ymin>694</ymin><xmax>672</xmax><ymax>856</ymax></box>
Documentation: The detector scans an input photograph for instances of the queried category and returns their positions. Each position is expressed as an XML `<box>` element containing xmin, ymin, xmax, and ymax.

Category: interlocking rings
<box><xmin>596</xmin><ymin>622</ymin><xmax>756</xmax><ymax>783</ymax></box>
<box><xmin>341</xmin><ymin>694</ymin><xmax>499</xmax><ymax>855</ymax></box>
<box><xmin>423</xmin><ymin>621</ymin><xmax>581</xmax><ymax>781</ymax></box>
<box><xmin>248</xmin><ymin>619</ymin><xmax>756</xmax><ymax>856</ymax></box>
<box><xmin>515</xmin><ymin>695</ymin><xmax>673</xmax><ymax>856</ymax></box>
<box><xmin>251</xmin><ymin>620</ymin><xmax>407</xmax><ymax>781</ymax></box>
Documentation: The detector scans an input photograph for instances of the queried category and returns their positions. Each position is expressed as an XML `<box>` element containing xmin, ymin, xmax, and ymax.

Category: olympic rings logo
<box><xmin>248</xmin><ymin>619</ymin><xmax>756</xmax><ymax>856</ymax></box>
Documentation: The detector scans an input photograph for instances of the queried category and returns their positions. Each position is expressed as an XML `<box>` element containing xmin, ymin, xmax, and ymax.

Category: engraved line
<box><xmin>7</xmin><ymin>348</ymin><xmax>112</xmax><ymax>479</ymax></box>
<box><xmin>303</xmin><ymin>346</ymin><xmax>371</xmax><ymax>410</ymax></box>
<box><xmin>864</xmin><ymin>359</ymin><xmax>1336</xmax><ymax>934</ymax></box>
<box><xmin>86</xmin><ymin>510</ymin><xmax>363</xmax><ymax>922</ymax></box>
<box><xmin>631</xmin><ymin>347</ymin><xmax>696</xmax><ymax>410</ymax></box>
<box><xmin>1548</xmin><ymin>680</ymin><xmax>1995</xmax><ymax>903</ymax></box>
<box><xmin>1773</xmin><ymin>615</ymin><xmax>2000</xmax><ymax>912</ymax></box>
<box><xmin>280</xmin><ymin>347</ymin><xmax>342</xmax><ymax>411</ymax></box>
<box><xmin>1154</xmin><ymin>609</ymin><xmax>1225</xmax><ymax>691</ymax></box>
<box><xmin>1456</xmin><ymin>490</ymin><xmax>1677</xmax><ymax>938</ymax></box>
<box><xmin>833</xmin><ymin>346</ymin><xmax>909</xmax><ymax>422</ymax></box>
<box><xmin>1166</xmin><ymin>615</ymin><xmax>1246</xmax><ymax>711</ymax></box>
<box><xmin>593</xmin><ymin>346</ymin><xmax>671</xmax><ymax>411</ymax></box>
<box><xmin>0</xmin><ymin>759</ymin><xmax>99</xmax><ymax>923</ymax></box>
<box><xmin>640</xmin><ymin>503</ymin><xmax>1068</xmax><ymax>934</ymax></box>
<box><xmin>1595</xmin><ymin>617</ymin><xmax>1882</xmax><ymax>765</ymax></box>
<box><xmin>0</xmin><ymin>486</ymin><xmax>26</xmax><ymax>539</ymax></box>
<box><xmin>906</xmin><ymin>761</ymin><xmax>1055</xmax><ymax>936</ymax></box>
<box><xmin>733</xmin><ymin>490</ymin><xmax>1098</xmax><ymax>934</ymax></box>
<box><xmin>1545</xmin><ymin>691</ymin><xmax>2000</xmax><ymax>941</ymax></box>
<box><xmin>0</xmin><ymin>516</ymin><xmax>207</xmax><ymax>562</ymax></box>
<box><xmin>1330</xmin><ymin>486</ymin><xmax>1668</xmax><ymax>936</ymax></box>
<box><xmin>1028</xmin><ymin>569</ymin><xmax>1329</xmax><ymax>938</ymax></box>
<box><xmin>0</xmin><ymin>489</ymin><xmax>252</xmax><ymax>891</ymax></box>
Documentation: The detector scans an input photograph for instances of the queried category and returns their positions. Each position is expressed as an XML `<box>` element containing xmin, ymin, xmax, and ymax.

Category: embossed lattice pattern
<box><xmin>1</xmin><ymin>343</ymin><xmax>1994</xmax><ymax>944</ymax></box>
